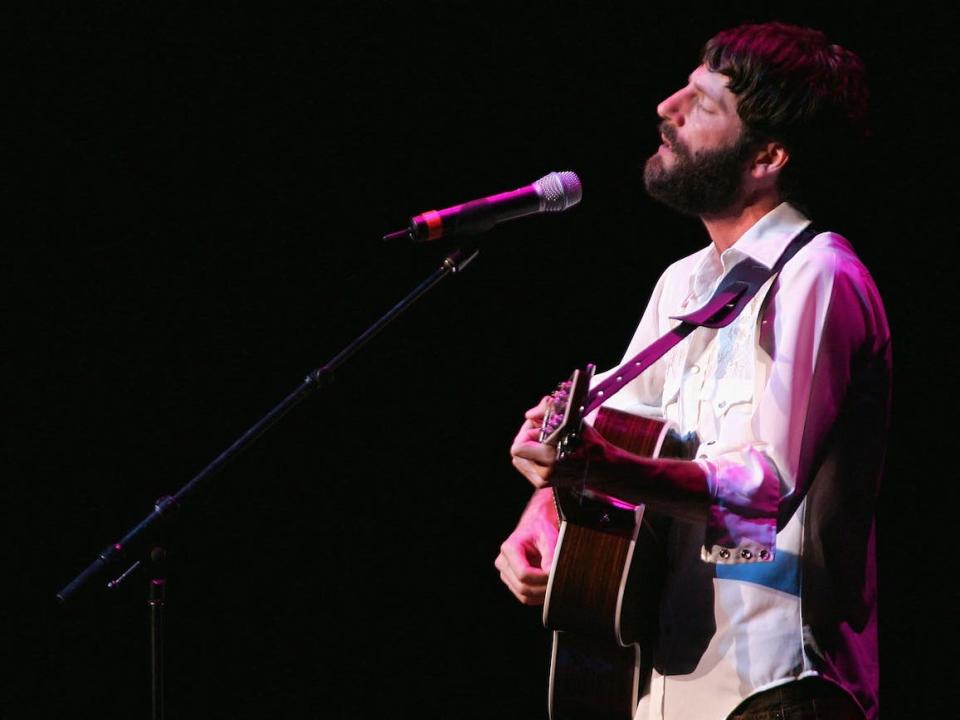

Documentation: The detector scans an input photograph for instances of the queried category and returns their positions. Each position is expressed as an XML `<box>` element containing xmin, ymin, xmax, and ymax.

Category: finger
<box><xmin>509</xmin><ymin>431</ymin><xmax>546</xmax><ymax>458</ymax></box>
<box><xmin>498</xmin><ymin>565</ymin><xmax>546</xmax><ymax>605</ymax></box>
<box><xmin>495</xmin><ymin>551</ymin><xmax>549</xmax><ymax>605</ymax></box>
<box><xmin>495</xmin><ymin>553</ymin><xmax>531</xmax><ymax>595</ymax></box>
<box><xmin>495</xmin><ymin>551</ymin><xmax>528</xmax><ymax>597</ymax></box>
<box><xmin>524</xmin><ymin>396</ymin><xmax>551</xmax><ymax>421</ymax></box>
<box><xmin>511</xmin><ymin>456</ymin><xmax>550</xmax><ymax>488</ymax></box>
<box><xmin>511</xmin><ymin>454</ymin><xmax>547</xmax><ymax>477</ymax></box>
<box><xmin>499</xmin><ymin>569</ymin><xmax>547</xmax><ymax>605</ymax></box>
<box><xmin>511</xmin><ymin>424</ymin><xmax>542</xmax><ymax>448</ymax></box>
<box><xmin>511</xmin><ymin>441</ymin><xmax>556</xmax><ymax>465</ymax></box>
<box><xmin>499</xmin><ymin>541</ymin><xmax>551</xmax><ymax>587</ymax></box>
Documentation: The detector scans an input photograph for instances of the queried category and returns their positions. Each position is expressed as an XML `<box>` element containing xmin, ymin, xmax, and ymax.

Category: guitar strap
<box><xmin>583</xmin><ymin>224</ymin><xmax>820</xmax><ymax>416</ymax></box>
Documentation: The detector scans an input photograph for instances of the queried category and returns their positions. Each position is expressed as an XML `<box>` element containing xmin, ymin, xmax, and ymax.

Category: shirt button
<box><xmin>690</xmin><ymin>365</ymin><xmax>700</xmax><ymax>375</ymax></box>
<box><xmin>718</xmin><ymin>548</ymin><xmax>730</xmax><ymax>559</ymax></box>
<box><xmin>740</xmin><ymin>549</ymin><xmax>753</xmax><ymax>560</ymax></box>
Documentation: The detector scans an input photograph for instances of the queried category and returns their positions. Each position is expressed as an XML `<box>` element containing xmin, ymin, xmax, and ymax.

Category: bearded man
<box><xmin>496</xmin><ymin>22</ymin><xmax>890</xmax><ymax>720</ymax></box>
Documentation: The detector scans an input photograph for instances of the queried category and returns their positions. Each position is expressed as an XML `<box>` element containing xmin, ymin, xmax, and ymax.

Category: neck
<box><xmin>701</xmin><ymin>193</ymin><xmax>782</xmax><ymax>253</ymax></box>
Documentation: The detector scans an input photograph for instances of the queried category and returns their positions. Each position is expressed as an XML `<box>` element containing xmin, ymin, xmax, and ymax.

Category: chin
<box><xmin>643</xmin><ymin>154</ymin><xmax>666</xmax><ymax>186</ymax></box>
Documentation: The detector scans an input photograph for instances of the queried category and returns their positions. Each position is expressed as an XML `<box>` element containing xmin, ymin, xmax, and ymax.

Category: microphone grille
<box><xmin>534</xmin><ymin>171</ymin><xmax>583</xmax><ymax>212</ymax></box>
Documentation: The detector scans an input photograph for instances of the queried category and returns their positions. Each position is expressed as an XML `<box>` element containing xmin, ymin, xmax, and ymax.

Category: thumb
<box><xmin>536</xmin><ymin>528</ymin><xmax>557</xmax><ymax>572</ymax></box>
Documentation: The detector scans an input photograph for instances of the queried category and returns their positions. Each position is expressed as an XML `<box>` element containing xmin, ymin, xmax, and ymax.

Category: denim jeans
<box><xmin>727</xmin><ymin>678</ymin><xmax>864</xmax><ymax>720</ymax></box>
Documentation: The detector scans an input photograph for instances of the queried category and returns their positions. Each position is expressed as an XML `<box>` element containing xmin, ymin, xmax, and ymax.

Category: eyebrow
<box><xmin>689</xmin><ymin>73</ymin><xmax>728</xmax><ymax>108</ymax></box>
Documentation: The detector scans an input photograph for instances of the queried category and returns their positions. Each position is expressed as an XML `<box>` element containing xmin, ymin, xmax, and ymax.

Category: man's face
<box><xmin>643</xmin><ymin>65</ymin><xmax>753</xmax><ymax>216</ymax></box>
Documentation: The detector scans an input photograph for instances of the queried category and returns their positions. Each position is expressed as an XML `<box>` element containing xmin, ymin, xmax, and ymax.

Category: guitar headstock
<box><xmin>538</xmin><ymin>364</ymin><xmax>595</xmax><ymax>448</ymax></box>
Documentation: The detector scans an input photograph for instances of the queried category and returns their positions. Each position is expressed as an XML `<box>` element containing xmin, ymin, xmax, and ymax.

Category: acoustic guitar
<box><xmin>538</xmin><ymin>364</ymin><xmax>697</xmax><ymax>720</ymax></box>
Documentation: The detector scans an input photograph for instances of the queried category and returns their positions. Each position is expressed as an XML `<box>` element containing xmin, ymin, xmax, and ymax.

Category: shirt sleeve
<box><xmin>698</xmin><ymin>237</ymin><xmax>889</xmax><ymax>563</ymax></box>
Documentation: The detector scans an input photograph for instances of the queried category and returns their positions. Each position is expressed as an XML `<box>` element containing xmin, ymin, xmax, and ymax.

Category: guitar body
<box><xmin>543</xmin><ymin>406</ymin><xmax>697</xmax><ymax>720</ymax></box>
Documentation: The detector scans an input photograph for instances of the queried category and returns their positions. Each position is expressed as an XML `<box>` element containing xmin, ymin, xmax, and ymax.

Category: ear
<box><xmin>749</xmin><ymin>141</ymin><xmax>790</xmax><ymax>180</ymax></box>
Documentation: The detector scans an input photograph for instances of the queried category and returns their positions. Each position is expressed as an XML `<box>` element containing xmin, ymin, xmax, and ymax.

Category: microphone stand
<box><xmin>57</xmin><ymin>243</ymin><xmax>480</xmax><ymax>720</ymax></box>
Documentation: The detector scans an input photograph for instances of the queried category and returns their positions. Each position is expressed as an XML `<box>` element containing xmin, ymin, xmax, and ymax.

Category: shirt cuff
<box><xmin>696</xmin><ymin>447</ymin><xmax>779</xmax><ymax>564</ymax></box>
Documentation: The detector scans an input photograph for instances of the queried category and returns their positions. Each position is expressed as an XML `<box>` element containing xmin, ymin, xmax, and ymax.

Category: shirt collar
<box><xmin>688</xmin><ymin>202</ymin><xmax>812</xmax><ymax>301</ymax></box>
<box><xmin>721</xmin><ymin>201</ymin><xmax>812</xmax><ymax>270</ymax></box>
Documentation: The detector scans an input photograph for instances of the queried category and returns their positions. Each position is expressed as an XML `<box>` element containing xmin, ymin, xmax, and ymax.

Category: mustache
<box><xmin>659</xmin><ymin>121</ymin><xmax>680</xmax><ymax>149</ymax></box>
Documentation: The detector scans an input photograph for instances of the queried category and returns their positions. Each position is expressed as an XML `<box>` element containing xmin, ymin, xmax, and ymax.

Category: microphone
<box><xmin>383</xmin><ymin>171</ymin><xmax>582</xmax><ymax>242</ymax></box>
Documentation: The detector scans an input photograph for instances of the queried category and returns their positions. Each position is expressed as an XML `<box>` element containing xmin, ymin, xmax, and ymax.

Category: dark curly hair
<box><xmin>702</xmin><ymin>22</ymin><xmax>871</xmax><ymax>209</ymax></box>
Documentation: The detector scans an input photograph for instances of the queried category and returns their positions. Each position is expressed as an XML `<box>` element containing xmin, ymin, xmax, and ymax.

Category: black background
<box><xmin>8</xmin><ymin>2</ymin><xmax>957</xmax><ymax>718</ymax></box>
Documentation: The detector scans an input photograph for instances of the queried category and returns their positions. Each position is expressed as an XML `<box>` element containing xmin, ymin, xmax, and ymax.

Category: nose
<box><xmin>657</xmin><ymin>86</ymin><xmax>690</xmax><ymax>127</ymax></box>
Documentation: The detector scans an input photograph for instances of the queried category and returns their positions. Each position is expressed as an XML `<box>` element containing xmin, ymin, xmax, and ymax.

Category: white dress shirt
<box><xmin>593</xmin><ymin>203</ymin><xmax>890</xmax><ymax>720</ymax></box>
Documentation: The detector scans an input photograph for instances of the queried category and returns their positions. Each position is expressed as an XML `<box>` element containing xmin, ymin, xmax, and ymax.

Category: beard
<box><xmin>643</xmin><ymin>123</ymin><xmax>754</xmax><ymax>217</ymax></box>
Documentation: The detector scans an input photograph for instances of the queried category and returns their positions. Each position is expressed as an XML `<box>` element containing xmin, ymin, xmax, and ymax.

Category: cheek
<box><xmin>681</xmin><ymin>125</ymin><xmax>739</xmax><ymax>158</ymax></box>
<box><xmin>686</xmin><ymin>114</ymin><xmax>742</xmax><ymax>149</ymax></box>
<box><xmin>712</xmin><ymin>116</ymin><xmax>745</xmax><ymax>147</ymax></box>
